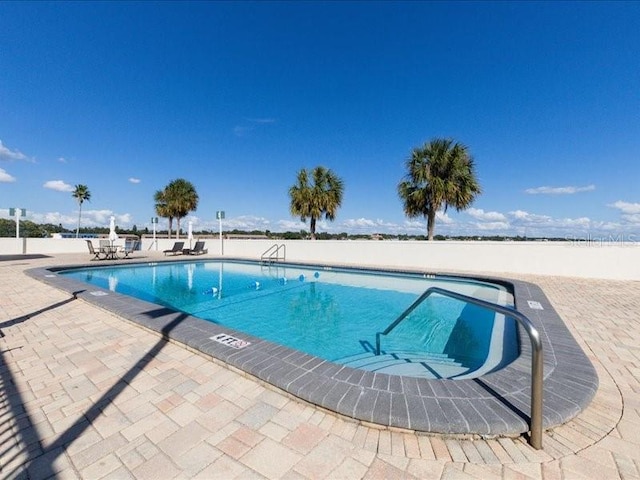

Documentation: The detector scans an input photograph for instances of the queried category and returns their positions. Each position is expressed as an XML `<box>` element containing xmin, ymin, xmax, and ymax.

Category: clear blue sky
<box><xmin>1</xmin><ymin>1</ymin><xmax>639</xmax><ymax>238</ymax></box>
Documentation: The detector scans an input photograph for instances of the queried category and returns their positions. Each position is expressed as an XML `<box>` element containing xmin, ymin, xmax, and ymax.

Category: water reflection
<box><xmin>108</xmin><ymin>274</ymin><xmax>118</xmax><ymax>292</ymax></box>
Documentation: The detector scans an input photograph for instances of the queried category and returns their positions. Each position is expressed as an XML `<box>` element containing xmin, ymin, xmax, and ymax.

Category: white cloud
<box><xmin>0</xmin><ymin>140</ymin><xmax>30</xmax><ymax>161</ymax></box>
<box><xmin>29</xmin><ymin>211</ymin><xmax>76</xmax><ymax>225</ymax></box>
<box><xmin>0</xmin><ymin>168</ymin><xmax>16</xmax><ymax>182</ymax></box>
<box><xmin>589</xmin><ymin>221</ymin><xmax>624</xmax><ymax>232</ymax></box>
<box><xmin>466</xmin><ymin>208</ymin><xmax>507</xmax><ymax>221</ymax></box>
<box><xmin>58</xmin><ymin>157</ymin><xmax>67</xmax><ymax>163</ymax></box>
<box><xmin>341</xmin><ymin>218</ymin><xmax>400</xmax><ymax>232</ymax></box>
<box><xmin>620</xmin><ymin>214</ymin><xmax>640</xmax><ymax>225</ymax></box>
<box><xmin>509</xmin><ymin>209</ymin><xmax>531</xmax><ymax>220</ymax></box>
<box><xmin>178</xmin><ymin>216</ymin><xmax>280</xmax><ymax>234</ymax></box>
<box><xmin>382</xmin><ymin>211</ymin><xmax>456</xmax><ymax>235</ymax></box>
<box><xmin>82</xmin><ymin>210</ymin><xmax>113</xmax><ymax>225</ymax></box>
<box><xmin>43</xmin><ymin>180</ymin><xmax>74</xmax><ymax>192</ymax></box>
<box><xmin>400</xmin><ymin>220</ymin><xmax>429</xmax><ymax>234</ymax></box>
<box><xmin>29</xmin><ymin>208</ymin><xmax>134</xmax><ymax>229</ymax></box>
<box><xmin>608</xmin><ymin>201</ymin><xmax>640</xmax><ymax>225</ymax></box>
<box><xmin>508</xmin><ymin>210</ymin><xmax>551</xmax><ymax>223</ymax></box>
<box><xmin>436</xmin><ymin>211</ymin><xmax>454</xmax><ymax>224</ymax></box>
<box><xmin>525</xmin><ymin>184</ymin><xmax>595</xmax><ymax>195</ymax></box>
<box><xmin>223</xmin><ymin>215</ymin><xmax>271</xmax><ymax>231</ymax></box>
<box><xmin>27</xmin><ymin>209</ymin><xmax>127</xmax><ymax>228</ymax></box>
<box><xmin>115</xmin><ymin>213</ymin><xmax>132</xmax><ymax>225</ymax></box>
<box><xmin>399</xmin><ymin>216</ymin><xmax>453</xmax><ymax>234</ymax></box>
<box><xmin>74</xmin><ymin>210</ymin><xmax>131</xmax><ymax>227</ymax></box>
<box><xmin>403</xmin><ymin>220</ymin><xmax>425</xmax><ymax>229</ymax></box>
<box><xmin>343</xmin><ymin>218</ymin><xmax>377</xmax><ymax>228</ymax></box>
<box><xmin>277</xmin><ymin>219</ymin><xmax>307</xmax><ymax>231</ymax></box>
<box><xmin>473</xmin><ymin>221</ymin><xmax>511</xmax><ymax>231</ymax></box>
<box><xmin>565</xmin><ymin>217</ymin><xmax>591</xmax><ymax>227</ymax></box>
<box><xmin>608</xmin><ymin>200</ymin><xmax>640</xmax><ymax>215</ymax></box>
<box><xmin>507</xmin><ymin>209</ymin><xmax>592</xmax><ymax>236</ymax></box>
<box><xmin>129</xmin><ymin>177</ymin><xmax>141</xmax><ymax>184</ymax></box>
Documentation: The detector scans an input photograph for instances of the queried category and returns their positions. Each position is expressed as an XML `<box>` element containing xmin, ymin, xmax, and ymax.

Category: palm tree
<box><xmin>154</xmin><ymin>189</ymin><xmax>173</xmax><ymax>238</ymax></box>
<box><xmin>156</xmin><ymin>179</ymin><xmax>199</xmax><ymax>239</ymax></box>
<box><xmin>72</xmin><ymin>184</ymin><xmax>91</xmax><ymax>238</ymax></box>
<box><xmin>398</xmin><ymin>138</ymin><xmax>481</xmax><ymax>240</ymax></box>
<box><xmin>289</xmin><ymin>166</ymin><xmax>344</xmax><ymax>240</ymax></box>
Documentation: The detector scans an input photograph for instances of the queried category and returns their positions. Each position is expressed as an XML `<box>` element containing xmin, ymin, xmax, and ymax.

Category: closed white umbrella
<box><xmin>108</xmin><ymin>216</ymin><xmax>118</xmax><ymax>246</ymax></box>
<box><xmin>187</xmin><ymin>221</ymin><xmax>193</xmax><ymax>249</ymax></box>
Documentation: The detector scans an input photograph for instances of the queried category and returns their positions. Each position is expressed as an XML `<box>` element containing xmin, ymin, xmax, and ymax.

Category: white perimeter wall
<box><xmin>2</xmin><ymin>237</ymin><xmax>639</xmax><ymax>281</ymax></box>
<box><xmin>222</xmin><ymin>239</ymin><xmax>640</xmax><ymax>281</ymax></box>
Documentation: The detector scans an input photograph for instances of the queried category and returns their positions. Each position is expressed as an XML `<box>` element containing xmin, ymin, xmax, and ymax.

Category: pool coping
<box><xmin>26</xmin><ymin>257</ymin><xmax>599</xmax><ymax>438</ymax></box>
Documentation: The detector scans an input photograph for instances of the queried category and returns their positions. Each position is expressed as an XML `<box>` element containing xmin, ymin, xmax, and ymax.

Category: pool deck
<box><xmin>1</xmin><ymin>253</ymin><xmax>639</xmax><ymax>479</ymax></box>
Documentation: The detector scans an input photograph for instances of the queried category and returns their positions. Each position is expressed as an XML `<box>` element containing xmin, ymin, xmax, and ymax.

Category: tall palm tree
<box><xmin>154</xmin><ymin>189</ymin><xmax>173</xmax><ymax>238</ymax></box>
<box><xmin>398</xmin><ymin>138</ymin><xmax>481</xmax><ymax>240</ymax></box>
<box><xmin>156</xmin><ymin>179</ymin><xmax>199</xmax><ymax>239</ymax></box>
<box><xmin>289</xmin><ymin>166</ymin><xmax>344</xmax><ymax>240</ymax></box>
<box><xmin>71</xmin><ymin>184</ymin><xmax>91</xmax><ymax>238</ymax></box>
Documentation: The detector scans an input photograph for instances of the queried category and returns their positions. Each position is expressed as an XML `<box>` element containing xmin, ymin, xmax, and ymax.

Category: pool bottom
<box><xmin>28</xmin><ymin>259</ymin><xmax>598</xmax><ymax>440</ymax></box>
<box><xmin>60</xmin><ymin>260</ymin><xmax>518</xmax><ymax>380</ymax></box>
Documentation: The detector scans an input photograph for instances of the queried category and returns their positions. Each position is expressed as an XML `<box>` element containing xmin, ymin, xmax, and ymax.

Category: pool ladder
<box><xmin>375</xmin><ymin>286</ymin><xmax>544</xmax><ymax>450</ymax></box>
<box><xmin>260</xmin><ymin>243</ymin><xmax>286</xmax><ymax>264</ymax></box>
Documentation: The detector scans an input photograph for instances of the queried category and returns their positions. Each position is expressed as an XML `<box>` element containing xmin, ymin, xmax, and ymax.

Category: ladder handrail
<box><xmin>375</xmin><ymin>286</ymin><xmax>543</xmax><ymax>450</ymax></box>
<box><xmin>260</xmin><ymin>243</ymin><xmax>286</xmax><ymax>263</ymax></box>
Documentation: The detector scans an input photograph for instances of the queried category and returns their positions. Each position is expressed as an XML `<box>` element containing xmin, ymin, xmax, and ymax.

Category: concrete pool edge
<box><xmin>26</xmin><ymin>259</ymin><xmax>599</xmax><ymax>438</ymax></box>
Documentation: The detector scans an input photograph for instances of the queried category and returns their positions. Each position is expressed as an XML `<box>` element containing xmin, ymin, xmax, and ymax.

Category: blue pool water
<box><xmin>61</xmin><ymin>261</ymin><xmax>518</xmax><ymax>379</ymax></box>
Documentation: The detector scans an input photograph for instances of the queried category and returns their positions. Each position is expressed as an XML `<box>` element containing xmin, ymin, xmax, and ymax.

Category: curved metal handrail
<box><xmin>375</xmin><ymin>286</ymin><xmax>543</xmax><ymax>449</ymax></box>
<box><xmin>260</xmin><ymin>243</ymin><xmax>286</xmax><ymax>263</ymax></box>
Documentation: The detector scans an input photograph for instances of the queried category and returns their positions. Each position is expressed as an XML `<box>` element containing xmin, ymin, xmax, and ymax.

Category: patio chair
<box><xmin>163</xmin><ymin>241</ymin><xmax>184</xmax><ymax>256</ymax></box>
<box><xmin>188</xmin><ymin>241</ymin><xmax>208</xmax><ymax>255</ymax></box>
<box><xmin>120</xmin><ymin>239</ymin><xmax>140</xmax><ymax>259</ymax></box>
<box><xmin>86</xmin><ymin>240</ymin><xmax>104</xmax><ymax>260</ymax></box>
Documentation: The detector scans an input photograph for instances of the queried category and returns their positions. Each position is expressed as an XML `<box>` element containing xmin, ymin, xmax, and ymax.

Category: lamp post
<box><xmin>9</xmin><ymin>208</ymin><xmax>26</xmax><ymax>238</ymax></box>
<box><xmin>216</xmin><ymin>210</ymin><xmax>225</xmax><ymax>255</ymax></box>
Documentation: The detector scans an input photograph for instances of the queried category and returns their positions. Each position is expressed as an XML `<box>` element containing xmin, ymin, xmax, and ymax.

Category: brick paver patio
<box><xmin>1</xmin><ymin>254</ymin><xmax>639</xmax><ymax>479</ymax></box>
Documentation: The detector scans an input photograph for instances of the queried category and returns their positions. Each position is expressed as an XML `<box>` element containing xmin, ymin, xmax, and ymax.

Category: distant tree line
<box><xmin>0</xmin><ymin>219</ymin><xmax>144</xmax><ymax>238</ymax></box>
<box><xmin>0</xmin><ymin>219</ymin><xmax>60</xmax><ymax>238</ymax></box>
<box><xmin>0</xmin><ymin>218</ymin><xmax>566</xmax><ymax>242</ymax></box>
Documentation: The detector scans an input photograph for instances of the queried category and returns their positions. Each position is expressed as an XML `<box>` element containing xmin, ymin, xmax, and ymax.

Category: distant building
<box><xmin>51</xmin><ymin>233</ymin><xmax>99</xmax><ymax>239</ymax></box>
<box><xmin>224</xmin><ymin>234</ymin><xmax>269</xmax><ymax>239</ymax></box>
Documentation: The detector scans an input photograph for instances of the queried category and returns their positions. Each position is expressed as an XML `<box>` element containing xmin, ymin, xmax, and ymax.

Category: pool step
<box><xmin>333</xmin><ymin>351</ymin><xmax>469</xmax><ymax>379</ymax></box>
<box><xmin>337</xmin><ymin>349</ymin><xmax>453</xmax><ymax>364</ymax></box>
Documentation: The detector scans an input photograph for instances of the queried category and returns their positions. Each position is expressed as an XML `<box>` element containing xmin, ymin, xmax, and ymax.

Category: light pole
<box><xmin>9</xmin><ymin>208</ymin><xmax>26</xmax><ymax>238</ymax></box>
<box><xmin>216</xmin><ymin>210</ymin><xmax>225</xmax><ymax>255</ymax></box>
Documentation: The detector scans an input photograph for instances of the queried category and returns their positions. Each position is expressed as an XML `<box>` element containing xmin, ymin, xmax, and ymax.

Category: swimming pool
<box><xmin>30</xmin><ymin>257</ymin><xmax>598</xmax><ymax>439</ymax></box>
<box><xmin>60</xmin><ymin>260</ymin><xmax>518</xmax><ymax>379</ymax></box>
